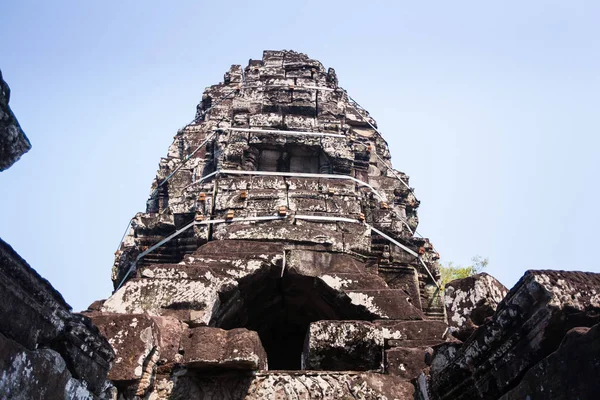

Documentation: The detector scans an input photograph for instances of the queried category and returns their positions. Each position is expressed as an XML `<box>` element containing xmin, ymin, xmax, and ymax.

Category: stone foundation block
<box><xmin>302</xmin><ymin>320</ymin><xmax>383</xmax><ymax>371</ymax></box>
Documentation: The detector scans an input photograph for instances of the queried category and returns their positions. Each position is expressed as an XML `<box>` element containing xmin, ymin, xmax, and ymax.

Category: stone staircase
<box><xmin>369</xmin><ymin>232</ymin><xmax>389</xmax><ymax>259</ymax></box>
<box><xmin>137</xmin><ymin>229</ymin><xmax>204</xmax><ymax>266</ymax></box>
<box><xmin>375</xmin><ymin>319</ymin><xmax>448</xmax><ymax>379</ymax></box>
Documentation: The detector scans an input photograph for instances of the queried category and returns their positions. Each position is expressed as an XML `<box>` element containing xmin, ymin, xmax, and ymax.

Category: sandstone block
<box><xmin>500</xmin><ymin>323</ymin><xmax>600</xmax><ymax>400</ymax></box>
<box><xmin>444</xmin><ymin>272</ymin><xmax>507</xmax><ymax>341</ymax></box>
<box><xmin>385</xmin><ymin>346</ymin><xmax>429</xmax><ymax>379</ymax></box>
<box><xmin>101</xmin><ymin>277</ymin><xmax>231</xmax><ymax>325</ymax></box>
<box><xmin>0</xmin><ymin>238</ymin><xmax>113</xmax><ymax>398</ymax></box>
<box><xmin>345</xmin><ymin>289</ymin><xmax>425</xmax><ymax>320</ymax></box>
<box><xmin>180</xmin><ymin>327</ymin><xmax>267</xmax><ymax>370</ymax></box>
<box><xmin>302</xmin><ymin>320</ymin><xmax>384</xmax><ymax>371</ymax></box>
<box><xmin>91</xmin><ymin>314</ymin><xmax>159</xmax><ymax>382</ymax></box>
<box><xmin>375</xmin><ymin>320</ymin><xmax>448</xmax><ymax>342</ymax></box>
<box><xmin>430</xmin><ymin>270</ymin><xmax>600</xmax><ymax>400</ymax></box>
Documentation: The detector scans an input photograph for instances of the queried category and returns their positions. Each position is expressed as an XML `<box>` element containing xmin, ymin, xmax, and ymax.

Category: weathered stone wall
<box><xmin>92</xmin><ymin>50</ymin><xmax>447</xmax><ymax>399</ymax></box>
<box><xmin>426</xmin><ymin>270</ymin><xmax>600</xmax><ymax>400</ymax></box>
<box><xmin>499</xmin><ymin>323</ymin><xmax>600</xmax><ymax>400</ymax></box>
<box><xmin>112</xmin><ymin>50</ymin><xmax>442</xmax><ymax>318</ymax></box>
<box><xmin>0</xmin><ymin>238</ymin><xmax>114</xmax><ymax>399</ymax></box>
<box><xmin>4</xmin><ymin>49</ymin><xmax>596</xmax><ymax>399</ymax></box>
<box><xmin>0</xmin><ymin>70</ymin><xmax>31</xmax><ymax>171</ymax></box>
<box><xmin>444</xmin><ymin>272</ymin><xmax>507</xmax><ymax>341</ymax></box>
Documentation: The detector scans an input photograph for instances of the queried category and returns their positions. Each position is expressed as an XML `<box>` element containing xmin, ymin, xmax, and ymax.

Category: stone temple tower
<box><xmin>89</xmin><ymin>50</ymin><xmax>447</xmax><ymax>398</ymax></box>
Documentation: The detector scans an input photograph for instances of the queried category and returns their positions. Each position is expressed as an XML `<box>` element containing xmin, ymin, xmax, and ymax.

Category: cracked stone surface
<box><xmin>444</xmin><ymin>272</ymin><xmax>507</xmax><ymax>341</ymax></box>
<box><xmin>91</xmin><ymin>50</ymin><xmax>446</xmax><ymax>399</ymax></box>
<box><xmin>0</xmin><ymin>70</ymin><xmax>31</xmax><ymax>171</ymax></box>
<box><xmin>499</xmin><ymin>323</ymin><xmax>600</xmax><ymax>400</ymax></box>
<box><xmin>0</xmin><ymin>238</ymin><xmax>114</xmax><ymax>399</ymax></box>
<box><xmin>428</xmin><ymin>270</ymin><xmax>600</xmax><ymax>400</ymax></box>
<box><xmin>302</xmin><ymin>320</ymin><xmax>384</xmax><ymax>371</ymax></box>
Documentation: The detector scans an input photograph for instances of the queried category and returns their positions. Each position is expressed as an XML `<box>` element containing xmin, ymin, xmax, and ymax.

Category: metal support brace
<box><xmin>115</xmin><ymin>220</ymin><xmax>197</xmax><ymax>290</ymax></box>
<box><xmin>150</xmin><ymin>132</ymin><xmax>217</xmax><ymax>199</ymax></box>
<box><xmin>219</xmin><ymin>127</ymin><xmax>345</xmax><ymax>138</ymax></box>
<box><xmin>115</xmin><ymin>213</ymin><xmax>440</xmax><ymax>291</ymax></box>
<box><xmin>375</xmin><ymin>154</ymin><xmax>412</xmax><ymax>192</ymax></box>
<box><xmin>370</xmin><ymin>226</ymin><xmax>440</xmax><ymax>289</ymax></box>
<box><xmin>241</xmin><ymin>84</ymin><xmax>335</xmax><ymax>92</ymax></box>
<box><xmin>181</xmin><ymin>170</ymin><xmax>219</xmax><ymax>190</ymax></box>
<box><xmin>115</xmin><ymin>218</ymin><xmax>134</xmax><ymax>253</ymax></box>
<box><xmin>146</xmin><ymin>87</ymin><xmax>242</xmax><ymax>200</ymax></box>
<box><xmin>293</xmin><ymin>215</ymin><xmax>358</xmax><ymax>224</ymax></box>
<box><xmin>345</xmin><ymin>94</ymin><xmax>441</xmax><ymax>247</ymax></box>
<box><xmin>185</xmin><ymin>169</ymin><xmax>387</xmax><ymax>202</ymax></box>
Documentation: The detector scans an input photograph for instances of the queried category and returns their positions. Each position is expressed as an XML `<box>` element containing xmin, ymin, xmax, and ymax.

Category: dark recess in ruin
<box><xmin>214</xmin><ymin>265</ymin><xmax>375</xmax><ymax>370</ymax></box>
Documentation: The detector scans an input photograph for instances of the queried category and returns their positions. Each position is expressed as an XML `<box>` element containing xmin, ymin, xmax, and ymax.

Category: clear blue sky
<box><xmin>2</xmin><ymin>1</ymin><xmax>599</xmax><ymax>311</ymax></box>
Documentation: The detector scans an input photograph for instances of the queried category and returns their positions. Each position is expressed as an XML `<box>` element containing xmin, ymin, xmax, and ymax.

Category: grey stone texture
<box><xmin>0</xmin><ymin>70</ymin><xmax>31</xmax><ymax>171</ymax></box>
<box><xmin>444</xmin><ymin>272</ymin><xmax>507</xmax><ymax>341</ymax></box>
<box><xmin>0</xmin><ymin>238</ymin><xmax>114</xmax><ymax>399</ymax></box>
<box><xmin>427</xmin><ymin>270</ymin><xmax>600</xmax><ymax>400</ymax></box>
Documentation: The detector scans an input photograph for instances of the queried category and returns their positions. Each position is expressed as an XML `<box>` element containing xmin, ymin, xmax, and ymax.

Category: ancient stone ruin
<box><xmin>427</xmin><ymin>270</ymin><xmax>600</xmax><ymax>400</ymax></box>
<box><xmin>87</xmin><ymin>49</ymin><xmax>445</xmax><ymax>398</ymax></box>
<box><xmin>0</xmin><ymin>71</ymin><xmax>114</xmax><ymax>399</ymax></box>
<box><xmin>1</xmin><ymin>51</ymin><xmax>599</xmax><ymax>400</ymax></box>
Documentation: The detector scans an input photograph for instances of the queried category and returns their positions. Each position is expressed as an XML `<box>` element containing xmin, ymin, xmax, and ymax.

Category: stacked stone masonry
<box><xmin>0</xmin><ymin>238</ymin><xmax>114</xmax><ymax>399</ymax></box>
<box><xmin>425</xmin><ymin>270</ymin><xmax>600</xmax><ymax>400</ymax></box>
<box><xmin>4</xmin><ymin>50</ymin><xmax>598</xmax><ymax>399</ymax></box>
<box><xmin>95</xmin><ymin>50</ymin><xmax>447</xmax><ymax>399</ymax></box>
<box><xmin>93</xmin><ymin>50</ymin><xmax>600</xmax><ymax>400</ymax></box>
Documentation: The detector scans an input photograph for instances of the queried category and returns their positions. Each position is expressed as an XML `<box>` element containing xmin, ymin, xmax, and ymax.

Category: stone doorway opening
<box><xmin>212</xmin><ymin>266</ymin><xmax>374</xmax><ymax>370</ymax></box>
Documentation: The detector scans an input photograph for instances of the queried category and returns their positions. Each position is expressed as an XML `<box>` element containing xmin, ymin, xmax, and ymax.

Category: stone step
<box><xmin>177</xmin><ymin>244</ymin><xmax>201</xmax><ymax>252</ymax></box>
<box><xmin>424</xmin><ymin>311</ymin><xmax>446</xmax><ymax>321</ymax></box>
<box><xmin>344</xmin><ymin>289</ymin><xmax>424</xmax><ymax>320</ymax></box>
<box><xmin>140</xmin><ymin>254</ymin><xmax>180</xmax><ymax>265</ymax></box>
<box><xmin>377</xmin><ymin>266</ymin><xmax>421</xmax><ymax>308</ymax></box>
<box><xmin>387</xmin><ymin>339</ymin><xmax>445</xmax><ymax>348</ymax></box>
<box><xmin>137</xmin><ymin>235</ymin><xmax>202</xmax><ymax>248</ymax></box>
<box><xmin>374</xmin><ymin>320</ymin><xmax>447</xmax><ymax>342</ymax></box>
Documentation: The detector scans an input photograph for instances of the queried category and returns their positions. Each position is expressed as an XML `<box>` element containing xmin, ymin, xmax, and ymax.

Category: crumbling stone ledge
<box><xmin>429</xmin><ymin>270</ymin><xmax>600</xmax><ymax>400</ymax></box>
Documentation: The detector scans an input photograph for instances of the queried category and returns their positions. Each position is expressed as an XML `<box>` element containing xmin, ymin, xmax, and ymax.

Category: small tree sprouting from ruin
<box><xmin>439</xmin><ymin>255</ymin><xmax>489</xmax><ymax>289</ymax></box>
